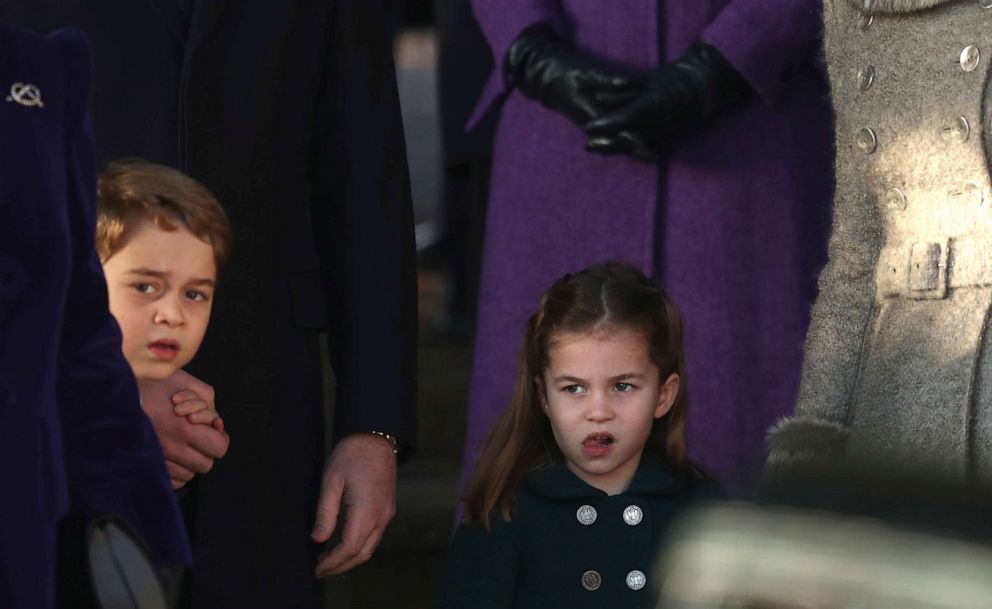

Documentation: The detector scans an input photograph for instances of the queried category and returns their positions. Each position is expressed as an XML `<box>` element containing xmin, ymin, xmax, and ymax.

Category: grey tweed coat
<box><xmin>771</xmin><ymin>0</ymin><xmax>992</xmax><ymax>482</ymax></box>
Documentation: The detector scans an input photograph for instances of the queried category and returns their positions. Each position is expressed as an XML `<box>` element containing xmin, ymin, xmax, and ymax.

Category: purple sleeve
<box><xmin>466</xmin><ymin>0</ymin><xmax>562</xmax><ymax>128</ymax></box>
<box><xmin>52</xmin><ymin>27</ymin><xmax>191</xmax><ymax>567</ymax></box>
<box><xmin>702</xmin><ymin>0</ymin><xmax>823</xmax><ymax>103</ymax></box>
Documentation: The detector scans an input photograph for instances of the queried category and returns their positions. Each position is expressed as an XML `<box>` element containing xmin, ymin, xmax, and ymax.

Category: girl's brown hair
<box><xmin>463</xmin><ymin>262</ymin><xmax>691</xmax><ymax>528</ymax></box>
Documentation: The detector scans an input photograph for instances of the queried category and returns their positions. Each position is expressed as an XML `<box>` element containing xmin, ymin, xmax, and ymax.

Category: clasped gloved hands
<box><xmin>507</xmin><ymin>24</ymin><xmax>752</xmax><ymax>162</ymax></box>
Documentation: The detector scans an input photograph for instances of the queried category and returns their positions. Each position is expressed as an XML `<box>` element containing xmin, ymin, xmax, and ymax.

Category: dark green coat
<box><xmin>440</xmin><ymin>455</ymin><xmax>719</xmax><ymax>609</ymax></box>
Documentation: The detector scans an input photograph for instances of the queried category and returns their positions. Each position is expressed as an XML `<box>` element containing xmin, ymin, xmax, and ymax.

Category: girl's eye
<box><xmin>133</xmin><ymin>282</ymin><xmax>156</xmax><ymax>295</ymax></box>
<box><xmin>563</xmin><ymin>385</ymin><xmax>586</xmax><ymax>395</ymax></box>
<box><xmin>614</xmin><ymin>382</ymin><xmax>636</xmax><ymax>392</ymax></box>
<box><xmin>185</xmin><ymin>290</ymin><xmax>209</xmax><ymax>302</ymax></box>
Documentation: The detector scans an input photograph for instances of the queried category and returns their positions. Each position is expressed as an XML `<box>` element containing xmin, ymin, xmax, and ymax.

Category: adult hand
<box><xmin>584</xmin><ymin>41</ymin><xmax>752</xmax><ymax>159</ymax></box>
<box><xmin>311</xmin><ymin>433</ymin><xmax>397</xmax><ymax>577</ymax></box>
<box><xmin>138</xmin><ymin>369</ymin><xmax>230</xmax><ymax>489</ymax></box>
<box><xmin>506</xmin><ymin>23</ymin><xmax>637</xmax><ymax>128</ymax></box>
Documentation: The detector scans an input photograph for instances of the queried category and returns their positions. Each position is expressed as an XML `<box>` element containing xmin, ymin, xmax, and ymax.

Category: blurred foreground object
<box><xmin>656</xmin><ymin>501</ymin><xmax>992</xmax><ymax>609</ymax></box>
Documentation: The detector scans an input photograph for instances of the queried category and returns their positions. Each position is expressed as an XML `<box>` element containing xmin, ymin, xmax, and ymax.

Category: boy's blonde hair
<box><xmin>96</xmin><ymin>159</ymin><xmax>232</xmax><ymax>272</ymax></box>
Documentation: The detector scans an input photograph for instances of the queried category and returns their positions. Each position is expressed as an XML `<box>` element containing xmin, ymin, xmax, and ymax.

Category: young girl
<box><xmin>439</xmin><ymin>263</ymin><xmax>719</xmax><ymax>609</ymax></box>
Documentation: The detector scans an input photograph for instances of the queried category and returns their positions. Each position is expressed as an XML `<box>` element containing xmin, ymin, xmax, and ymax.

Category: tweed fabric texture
<box><xmin>778</xmin><ymin>0</ymin><xmax>992</xmax><ymax>481</ymax></box>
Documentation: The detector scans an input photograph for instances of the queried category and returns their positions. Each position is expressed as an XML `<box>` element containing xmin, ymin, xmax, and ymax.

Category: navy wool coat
<box><xmin>439</xmin><ymin>455</ymin><xmax>720</xmax><ymax>609</ymax></box>
<box><xmin>0</xmin><ymin>23</ymin><xmax>189</xmax><ymax>609</ymax></box>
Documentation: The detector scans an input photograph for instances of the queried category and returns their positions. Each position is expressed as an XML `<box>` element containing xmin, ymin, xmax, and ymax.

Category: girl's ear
<box><xmin>535</xmin><ymin>377</ymin><xmax>549</xmax><ymax>415</ymax></box>
<box><xmin>654</xmin><ymin>373</ymin><xmax>679</xmax><ymax>419</ymax></box>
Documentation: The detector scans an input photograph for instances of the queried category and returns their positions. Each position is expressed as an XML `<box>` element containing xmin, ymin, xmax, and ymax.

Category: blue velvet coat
<box><xmin>0</xmin><ymin>23</ymin><xmax>189</xmax><ymax>609</ymax></box>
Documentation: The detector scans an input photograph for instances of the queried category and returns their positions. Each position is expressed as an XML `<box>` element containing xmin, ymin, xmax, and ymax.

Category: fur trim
<box><xmin>765</xmin><ymin>417</ymin><xmax>849</xmax><ymax>470</ymax></box>
<box><xmin>845</xmin><ymin>0</ymin><xmax>954</xmax><ymax>13</ymax></box>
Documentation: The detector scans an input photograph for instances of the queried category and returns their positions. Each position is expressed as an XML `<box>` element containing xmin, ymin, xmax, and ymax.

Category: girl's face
<box><xmin>541</xmin><ymin>329</ymin><xmax>678</xmax><ymax>495</ymax></box>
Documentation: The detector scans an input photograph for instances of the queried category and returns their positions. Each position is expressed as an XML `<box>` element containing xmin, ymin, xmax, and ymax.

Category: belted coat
<box><xmin>463</xmin><ymin>0</ymin><xmax>835</xmax><ymax>482</ymax></box>
<box><xmin>775</xmin><ymin>0</ymin><xmax>992</xmax><ymax>481</ymax></box>
<box><xmin>0</xmin><ymin>23</ymin><xmax>189</xmax><ymax>608</ymax></box>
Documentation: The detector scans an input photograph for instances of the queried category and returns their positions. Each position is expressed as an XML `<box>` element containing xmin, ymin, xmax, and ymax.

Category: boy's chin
<box><xmin>131</xmin><ymin>363</ymin><xmax>182</xmax><ymax>383</ymax></box>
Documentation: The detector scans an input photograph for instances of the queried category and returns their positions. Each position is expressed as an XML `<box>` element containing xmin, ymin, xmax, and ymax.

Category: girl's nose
<box><xmin>586</xmin><ymin>392</ymin><xmax>615</xmax><ymax>421</ymax></box>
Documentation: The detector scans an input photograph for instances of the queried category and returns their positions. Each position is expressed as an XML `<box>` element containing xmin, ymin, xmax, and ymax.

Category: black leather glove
<box><xmin>584</xmin><ymin>42</ymin><xmax>752</xmax><ymax>161</ymax></box>
<box><xmin>505</xmin><ymin>23</ymin><xmax>636</xmax><ymax>128</ymax></box>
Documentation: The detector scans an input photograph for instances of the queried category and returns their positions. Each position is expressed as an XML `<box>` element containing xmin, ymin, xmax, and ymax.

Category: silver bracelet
<box><xmin>369</xmin><ymin>431</ymin><xmax>399</xmax><ymax>455</ymax></box>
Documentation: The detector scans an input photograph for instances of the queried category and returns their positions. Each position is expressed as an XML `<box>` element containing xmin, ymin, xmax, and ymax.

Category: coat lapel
<box><xmin>142</xmin><ymin>0</ymin><xmax>189</xmax><ymax>45</ymax></box>
<box><xmin>846</xmin><ymin>0</ymin><xmax>958</xmax><ymax>13</ymax></box>
<box><xmin>186</xmin><ymin>0</ymin><xmax>228</xmax><ymax>55</ymax></box>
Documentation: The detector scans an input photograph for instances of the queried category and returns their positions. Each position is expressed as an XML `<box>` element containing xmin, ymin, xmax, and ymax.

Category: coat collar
<box><xmin>524</xmin><ymin>453</ymin><xmax>687</xmax><ymax>500</ymax></box>
<box><xmin>846</xmin><ymin>0</ymin><xmax>956</xmax><ymax>14</ymax></box>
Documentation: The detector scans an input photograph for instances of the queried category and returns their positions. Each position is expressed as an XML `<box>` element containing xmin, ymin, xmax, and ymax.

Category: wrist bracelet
<box><xmin>369</xmin><ymin>431</ymin><xmax>399</xmax><ymax>455</ymax></box>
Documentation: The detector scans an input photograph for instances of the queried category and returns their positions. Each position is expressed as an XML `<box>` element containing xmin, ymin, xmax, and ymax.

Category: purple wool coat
<box><xmin>463</xmin><ymin>0</ymin><xmax>835</xmax><ymax>483</ymax></box>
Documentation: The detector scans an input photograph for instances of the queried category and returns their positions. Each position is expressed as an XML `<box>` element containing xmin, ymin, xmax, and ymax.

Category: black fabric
<box><xmin>1</xmin><ymin>3</ymin><xmax>417</xmax><ymax>608</ymax></box>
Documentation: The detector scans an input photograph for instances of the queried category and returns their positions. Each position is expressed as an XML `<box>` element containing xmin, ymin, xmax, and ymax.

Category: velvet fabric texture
<box><xmin>0</xmin><ymin>23</ymin><xmax>189</xmax><ymax>609</ymax></box>
<box><xmin>2</xmin><ymin>3</ymin><xmax>417</xmax><ymax>607</ymax></box>
<box><xmin>462</xmin><ymin>0</ymin><xmax>835</xmax><ymax>484</ymax></box>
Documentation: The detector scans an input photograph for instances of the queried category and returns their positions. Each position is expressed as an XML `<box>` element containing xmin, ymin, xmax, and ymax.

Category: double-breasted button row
<box><xmin>579</xmin><ymin>570</ymin><xmax>646</xmax><ymax>591</ymax></box>
<box><xmin>575</xmin><ymin>504</ymin><xmax>643</xmax><ymax>526</ymax></box>
<box><xmin>881</xmin><ymin>183</ymin><xmax>984</xmax><ymax>214</ymax></box>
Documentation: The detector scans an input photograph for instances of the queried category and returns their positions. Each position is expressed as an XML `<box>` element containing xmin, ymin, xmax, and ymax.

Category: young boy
<box><xmin>96</xmin><ymin>160</ymin><xmax>233</xmax><ymax>454</ymax></box>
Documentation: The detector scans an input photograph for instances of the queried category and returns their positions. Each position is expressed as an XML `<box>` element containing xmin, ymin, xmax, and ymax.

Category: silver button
<box><xmin>855</xmin><ymin>128</ymin><xmax>877</xmax><ymax>154</ymax></box>
<box><xmin>981</xmin><ymin>0</ymin><xmax>992</xmax><ymax>9</ymax></box>
<box><xmin>884</xmin><ymin>188</ymin><xmax>907</xmax><ymax>211</ymax></box>
<box><xmin>941</xmin><ymin>116</ymin><xmax>970</xmax><ymax>143</ymax></box>
<box><xmin>961</xmin><ymin>46</ymin><xmax>981</xmax><ymax>72</ymax></box>
<box><xmin>950</xmin><ymin>183</ymin><xmax>984</xmax><ymax>207</ymax></box>
<box><xmin>859</xmin><ymin>14</ymin><xmax>874</xmax><ymax>31</ymax></box>
<box><xmin>582</xmin><ymin>570</ymin><xmax>602</xmax><ymax>591</ymax></box>
<box><xmin>858</xmin><ymin>66</ymin><xmax>875</xmax><ymax>91</ymax></box>
<box><xmin>576</xmin><ymin>505</ymin><xmax>597</xmax><ymax>526</ymax></box>
<box><xmin>623</xmin><ymin>505</ymin><xmax>643</xmax><ymax>526</ymax></box>
<box><xmin>626</xmin><ymin>570</ymin><xmax>647</xmax><ymax>591</ymax></box>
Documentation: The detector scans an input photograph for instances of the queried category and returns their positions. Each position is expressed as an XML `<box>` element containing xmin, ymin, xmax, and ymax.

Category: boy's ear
<box><xmin>654</xmin><ymin>373</ymin><xmax>679</xmax><ymax>419</ymax></box>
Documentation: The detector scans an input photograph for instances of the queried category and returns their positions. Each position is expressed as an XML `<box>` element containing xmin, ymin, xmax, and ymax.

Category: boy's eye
<box><xmin>185</xmin><ymin>290</ymin><xmax>210</xmax><ymax>302</ymax></box>
<box><xmin>133</xmin><ymin>282</ymin><xmax>156</xmax><ymax>295</ymax></box>
<box><xmin>614</xmin><ymin>382</ymin><xmax>636</xmax><ymax>392</ymax></box>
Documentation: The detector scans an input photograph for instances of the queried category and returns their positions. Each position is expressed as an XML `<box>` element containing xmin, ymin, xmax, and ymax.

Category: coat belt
<box><xmin>877</xmin><ymin>237</ymin><xmax>992</xmax><ymax>300</ymax></box>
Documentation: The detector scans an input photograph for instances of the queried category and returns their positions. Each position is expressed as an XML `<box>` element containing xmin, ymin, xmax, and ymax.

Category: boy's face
<box><xmin>103</xmin><ymin>219</ymin><xmax>216</xmax><ymax>381</ymax></box>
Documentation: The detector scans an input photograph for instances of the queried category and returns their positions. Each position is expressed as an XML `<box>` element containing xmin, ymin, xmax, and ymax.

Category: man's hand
<box><xmin>311</xmin><ymin>433</ymin><xmax>397</xmax><ymax>577</ymax></box>
<box><xmin>138</xmin><ymin>369</ymin><xmax>230</xmax><ymax>489</ymax></box>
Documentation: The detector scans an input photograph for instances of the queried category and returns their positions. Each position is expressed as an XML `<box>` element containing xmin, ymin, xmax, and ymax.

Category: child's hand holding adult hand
<box><xmin>172</xmin><ymin>388</ymin><xmax>225</xmax><ymax>432</ymax></box>
<box><xmin>138</xmin><ymin>369</ymin><xmax>230</xmax><ymax>489</ymax></box>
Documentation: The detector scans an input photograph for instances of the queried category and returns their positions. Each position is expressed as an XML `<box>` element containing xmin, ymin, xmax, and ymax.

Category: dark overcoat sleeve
<box><xmin>53</xmin><ymin>29</ymin><xmax>190</xmax><ymax>567</ymax></box>
<box><xmin>439</xmin><ymin>519</ymin><xmax>519</xmax><ymax>609</ymax></box>
<box><xmin>308</xmin><ymin>0</ymin><xmax>418</xmax><ymax>449</ymax></box>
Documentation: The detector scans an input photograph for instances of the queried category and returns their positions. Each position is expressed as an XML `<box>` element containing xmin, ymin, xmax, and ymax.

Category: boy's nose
<box><xmin>153</xmin><ymin>297</ymin><xmax>185</xmax><ymax>327</ymax></box>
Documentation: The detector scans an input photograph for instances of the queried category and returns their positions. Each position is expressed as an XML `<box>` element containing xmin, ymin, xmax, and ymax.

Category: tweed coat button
<box><xmin>622</xmin><ymin>505</ymin><xmax>643</xmax><ymax>526</ymax></box>
<box><xmin>576</xmin><ymin>505</ymin><xmax>597</xmax><ymax>525</ymax></box>
<box><xmin>981</xmin><ymin>0</ymin><xmax>992</xmax><ymax>9</ymax></box>
<box><xmin>859</xmin><ymin>14</ymin><xmax>874</xmax><ymax>31</ymax></box>
<box><xmin>0</xmin><ymin>258</ymin><xmax>26</xmax><ymax>300</ymax></box>
<box><xmin>950</xmin><ymin>183</ymin><xmax>984</xmax><ymax>207</ymax></box>
<box><xmin>941</xmin><ymin>116</ymin><xmax>970</xmax><ymax>143</ymax></box>
<box><xmin>884</xmin><ymin>188</ymin><xmax>907</xmax><ymax>211</ymax></box>
<box><xmin>961</xmin><ymin>46</ymin><xmax>981</xmax><ymax>72</ymax></box>
<box><xmin>626</xmin><ymin>570</ymin><xmax>647</xmax><ymax>591</ymax></box>
<box><xmin>858</xmin><ymin>66</ymin><xmax>875</xmax><ymax>91</ymax></box>
<box><xmin>855</xmin><ymin>128</ymin><xmax>877</xmax><ymax>154</ymax></box>
<box><xmin>581</xmin><ymin>570</ymin><xmax>602</xmax><ymax>591</ymax></box>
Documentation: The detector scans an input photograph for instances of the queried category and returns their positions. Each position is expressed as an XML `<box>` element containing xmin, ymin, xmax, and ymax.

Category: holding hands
<box><xmin>138</xmin><ymin>369</ymin><xmax>230</xmax><ymax>489</ymax></box>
